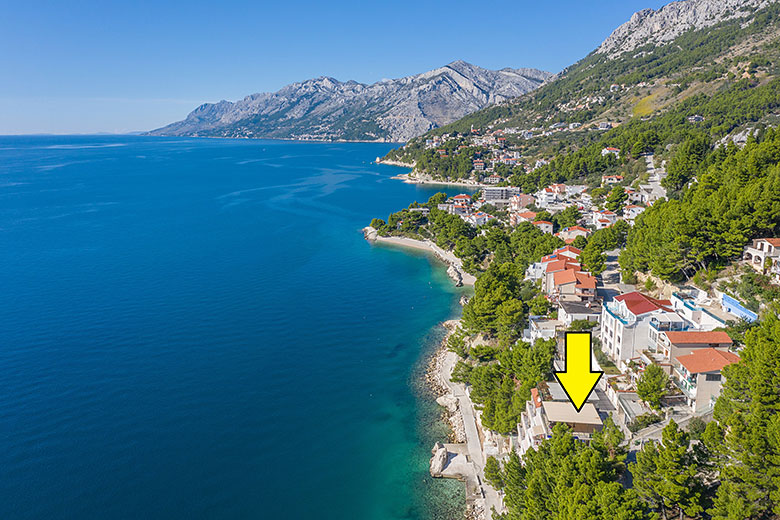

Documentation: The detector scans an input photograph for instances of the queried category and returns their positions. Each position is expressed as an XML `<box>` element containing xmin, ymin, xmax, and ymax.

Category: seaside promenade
<box><xmin>441</xmin><ymin>350</ymin><xmax>504</xmax><ymax>517</ymax></box>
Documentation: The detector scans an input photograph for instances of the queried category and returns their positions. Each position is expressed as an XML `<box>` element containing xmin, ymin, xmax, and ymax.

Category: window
<box><xmin>705</xmin><ymin>373</ymin><xmax>721</xmax><ymax>382</ymax></box>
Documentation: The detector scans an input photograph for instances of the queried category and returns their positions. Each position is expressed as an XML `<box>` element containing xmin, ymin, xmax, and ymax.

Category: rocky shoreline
<box><xmin>424</xmin><ymin>319</ymin><xmax>489</xmax><ymax>520</ymax></box>
<box><xmin>424</xmin><ymin>320</ymin><xmax>466</xmax><ymax>444</ymax></box>
<box><xmin>375</xmin><ymin>157</ymin><xmax>416</xmax><ymax>168</ymax></box>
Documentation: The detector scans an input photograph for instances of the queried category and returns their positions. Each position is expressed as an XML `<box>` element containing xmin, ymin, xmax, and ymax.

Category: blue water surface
<box><xmin>0</xmin><ymin>136</ymin><xmax>468</xmax><ymax>519</ymax></box>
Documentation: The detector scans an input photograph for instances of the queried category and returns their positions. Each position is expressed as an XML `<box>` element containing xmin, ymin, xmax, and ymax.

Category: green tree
<box><xmin>606</xmin><ymin>185</ymin><xmax>628</xmax><ymax>213</ymax></box>
<box><xmin>631</xmin><ymin>420</ymin><xmax>705</xmax><ymax>519</ymax></box>
<box><xmin>581</xmin><ymin>244</ymin><xmax>608</xmax><ymax>275</ymax></box>
<box><xmin>706</xmin><ymin>308</ymin><xmax>780</xmax><ymax>520</ymax></box>
<box><xmin>637</xmin><ymin>363</ymin><xmax>669</xmax><ymax>410</ymax></box>
<box><xmin>662</xmin><ymin>135</ymin><xmax>710</xmax><ymax>192</ymax></box>
<box><xmin>426</xmin><ymin>192</ymin><xmax>448</xmax><ymax>207</ymax></box>
<box><xmin>553</xmin><ymin>205</ymin><xmax>582</xmax><ymax>229</ymax></box>
<box><xmin>572</xmin><ymin>235</ymin><xmax>589</xmax><ymax>250</ymax></box>
<box><xmin>528</xmin><ymin>294</ymin><xmax>552</xmax><ymax>316</ymax></box>
<box><xmin>484</xmin><ymin>456</ymin><xmax>505</xmax><ymax>489</ymax></box>
<box><xmin>503</xmin><ymin>425</ymin><xmax>655</xmax><ymax>520</ymax></box>
<box><xmin>370</xmin><ymin>218</ymin><xmax>385</xmax><ymax>229</ymax></box>
<box><xmin>591</xmin><ymin>416</ymin><xmax>627</xmax><ymax>471</ymax></box>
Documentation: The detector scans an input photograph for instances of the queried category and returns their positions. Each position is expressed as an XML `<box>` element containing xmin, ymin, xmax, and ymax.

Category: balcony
<box><xmin>640</xmin><ymin>350</ymin><xmax>665</xmax><ymax>366</ymax></box>
<box><xmin>674</xmin><ymin>368</ymin><xmax>697</xmax><ymax>399</ymax></box>
<box><xmin>649</xmin><ymin>317</ymin><xmax>689</xmax><ymax>332</ymax></box>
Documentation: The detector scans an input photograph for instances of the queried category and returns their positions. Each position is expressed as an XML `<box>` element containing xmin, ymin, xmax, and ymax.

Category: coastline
<box><xmin>143</xmin><ymin>134</ymin><xmax>405</xmax><ymax>145</ymax></box>
<box><xmin>362</xmin><ymin>228</ymin><xmax>476</xmax><ymax>287</ymax></box>
<box><xmin>375</xmin><ymin>158</ymin><xmax>416</xmax><ymax>168</ymax></box>
<box><xmin>389</xmin><ymin>172</ymin><xmax>486</xmax><ymax>189</ymax></box>
<box><xmin>423</xmin><ymin>320</ymin><xmax>503</xmax><ymax>520</ymax></box>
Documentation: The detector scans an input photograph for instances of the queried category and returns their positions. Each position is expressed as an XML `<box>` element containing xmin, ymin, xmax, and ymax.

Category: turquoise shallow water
<box><xmin>0</xmin><ymin>136</ymin><xmax>467</xmax><ymax>519</ymax></box>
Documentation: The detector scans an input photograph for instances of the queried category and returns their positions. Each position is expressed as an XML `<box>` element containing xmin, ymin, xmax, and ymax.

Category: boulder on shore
<box><xmin>363</xmin><ymin>227</ymin><xmax>378</xmax><ymax>240</ymax></box>
<box><xmin>446</xmin><ymin>265</ymin><xmax>463</xmax><ymax>287</ymax></box>
<box><xmin>430</xmin><ymin>445</ymin><xmax>448</xmax><ymax>476</ymax></box>
<box><xmin>436</xmin><ymin>394</ymin><xmax>459</xmax><ymax>413</ymax></box>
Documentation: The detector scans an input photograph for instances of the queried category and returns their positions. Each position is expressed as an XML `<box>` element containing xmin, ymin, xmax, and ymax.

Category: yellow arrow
<box><xmin>553</xmin><ymin>332</ymin><xmax>603</xmax><ymax>413</ymax></box>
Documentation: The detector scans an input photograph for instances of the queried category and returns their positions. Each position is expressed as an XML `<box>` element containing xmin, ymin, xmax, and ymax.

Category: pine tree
<box><xmin>631</xmin><ymin>420</ymin><xmax>704</xmax><ymax>519</ymax></box>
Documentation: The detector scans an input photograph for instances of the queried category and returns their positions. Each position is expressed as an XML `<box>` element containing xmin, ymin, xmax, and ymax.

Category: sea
<box><xmin>0</xmin><ymin>135</ymin><xmax>471</xmax><ymax>520</ymax></box>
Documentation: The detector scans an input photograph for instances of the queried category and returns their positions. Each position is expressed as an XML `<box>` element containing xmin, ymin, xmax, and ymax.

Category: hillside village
<box><xmin>369</xmin><ymin>154</ymin><xmax>772</xmax><ymax>516</ymax></box>
<box><xmin>366</xmin><ymin>2</ymin><xmax>780</xmax><ymax>519</ymax></box>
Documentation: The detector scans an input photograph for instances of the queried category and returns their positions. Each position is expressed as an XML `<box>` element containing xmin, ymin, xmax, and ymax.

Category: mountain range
<box><xmin>146</xmin><ymin>62</ymin><xmax>551</xmax><ymax>142</ymax></box>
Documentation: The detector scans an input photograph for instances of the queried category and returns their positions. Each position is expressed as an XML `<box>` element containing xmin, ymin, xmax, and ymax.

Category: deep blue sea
<box><xmin>0</xmin><ymin>136</ymin><xmax>469</xmax><ymax>519</ymax></box>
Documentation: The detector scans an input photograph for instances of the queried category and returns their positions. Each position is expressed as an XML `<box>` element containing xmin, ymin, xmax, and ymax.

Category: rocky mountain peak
<box><xmin>597</xmin><ymin>0</ymin><xmax>776</xmax><ymax>57</ymax></box>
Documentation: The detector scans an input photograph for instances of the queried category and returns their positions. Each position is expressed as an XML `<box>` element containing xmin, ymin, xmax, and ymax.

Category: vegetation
<box><xmin>620</xmin><ymin>127</ymin><xmax>780</xmax><ymax>283</ymax></box>
<box><xmin>636</xmin><ymin>364</ymin><xmax>669</xmax><ymax>411</ymax></box>
<box><xmin>628</xmin><ymin>413</ymin><xmax>663</xmax><ymax>434</ymax></box>
<box><xmin>703</xmin><ymin>308</ymin><xmax>780</xmax><ymax>519</ymax></box>
<box><xmin>631</xmin><ymin>420</ymin><xmax>706</xmax><ymax>520</ymax></box>
<box><xmin>451</xmin><ymin>336</ymin><xmax>555</xmax><ymax>434</ymax></box>
<box><xmin>494</xmin><ymin>424</ymin><xmax>653</xmax><ymax>520</ymax></box>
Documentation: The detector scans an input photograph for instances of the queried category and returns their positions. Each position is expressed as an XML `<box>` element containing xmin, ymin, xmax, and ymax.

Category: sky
<box><xmin>0</xmin><ymin>0</ymin><xmax>670</xmax><ymax>134</ymax></box>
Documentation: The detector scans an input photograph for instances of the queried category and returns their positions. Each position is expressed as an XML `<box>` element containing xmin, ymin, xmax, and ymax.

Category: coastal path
<box><xmin>441</xmin><ymin>351</ymin><xmax>504</xmax><ymax>517</ymax></box>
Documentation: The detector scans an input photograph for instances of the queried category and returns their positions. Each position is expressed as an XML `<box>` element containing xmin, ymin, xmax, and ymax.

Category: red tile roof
<box><xmin>453</xmin><ymin>194</ymin><xmax>471</xmax><ymax>200</ymax></box>
<box><xmin>530</xmin><ymin>387</ymin><xmax>542</xmax><ymax>408</ymax></box>
<box><xmin>560</xmin><ymin>225</ymin><xmax>589</xmax><ymax>234</ymax></box>
<box><xmin>665</xmin><ymin>331</ymin><xmax>733</xmax><ymax>346</ymax></box>
<box><xmin>554</xmin><ymin>269</ymin><xmax>578</xmax><ymax>286</ymax></box>
<box><xmin>558</xmin><ymin>246</ymin><xmax>582</xmax><ymax>255</ymax></box>
<box><xmin>614</xmin><ymin>292</ymin><xmax>671</xmax><ymax>315</ymax></box>
<box><xmin>759</xmin><ymin>238</ymin><xmax>780</xmax><ymax>246</ymax></box>
<box><xmin>517</xmin><ymin>211</ymin><xmax>538</xmax><ymax>219</ymax></box>
<box><xmin>677</xmin><ymin>348</ymin><xmax>740</xmax><ymax>374</ymax></box>
<box><xmin>546</xmin><ymin>259</ymin><xmax>580</xmax><ymax>273</ymax></box>
<box><xmin>534</xmin><ymin>221</ymin><xmax>553</xmax><ymax>226</ymax></box>
<box><xmin>575</xmin><ymin>272</ymin><xmax>597</xmax><ymax>289</ymax></box>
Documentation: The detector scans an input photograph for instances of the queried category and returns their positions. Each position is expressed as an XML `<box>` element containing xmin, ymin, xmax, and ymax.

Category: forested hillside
<box><xmin>384</xmin><ymin>3</ymin><xmax>780</xmax><ymax>189</ymax></box>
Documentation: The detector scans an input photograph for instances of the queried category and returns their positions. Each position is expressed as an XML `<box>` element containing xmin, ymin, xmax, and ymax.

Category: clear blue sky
<box><xmin>0</xmin><ymin>0</ymin><xmax>669</xmax><ymax>134</ymax></box>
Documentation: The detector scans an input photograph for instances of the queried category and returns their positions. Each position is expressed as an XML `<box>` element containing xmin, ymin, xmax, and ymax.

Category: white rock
<box><xmin>430</xmin><ymin>446</ymin><xmax>448</xmax><ymax>476</ymax></box>
<box><xmin>436</xmin><ymin>394</ymin><xmax>459</xmax><ymax>413</ymax></box>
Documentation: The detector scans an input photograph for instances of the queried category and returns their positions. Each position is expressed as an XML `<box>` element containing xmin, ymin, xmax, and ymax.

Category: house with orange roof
<box><xmin>549</xmin><ymin>183</ymin><xmax>567</xmax><ymax>195</ymax></box>
<box><xmin>743</xmin><ymin>238</ymin><xmax>780</xmax><ymax>282</ymax></box>
<box><xmin>553</xmin><ymin>269</ymin><xmax>597</xmax><ymax>302</ymax></box>
<box><xmin>533</xmin><ymin>220</ymin><xmax>553</xmax><ymax>234</ymax></box>
<box><xmin>510</xmin><ymin>210</ymin><xmax>538</xmax><ymax>227</ymax></box>
<box><xmin>535</xmin><ymin>186</ymin><xmax>560</xmax><ymax>209</ymax></box>
<box><xmin>623</xmin><ymin>204</ymin><xmax>645</xmax><ymax>221</ymax></box>
<box><xmin>542</xmin><ymin>260</ymin><xmax>581</xmax><ymax>295</ymax></box>
<box><xmin>624</xmin><ymin>187</ymin><xmax>643</xmax><ymax>203</ymax></box>
<box><xmin>528</xmin><ymin>246</ymin><xmax>583</xmax><ymax>282</ymax></box>
<box><xmin>601</xmin><ymin>174</ymin><xmax>624</xmax><ymax>185</ymax></box>
<box><xmin>659</xmin><ymin>331</ymin><xmax>733</xmax><ymax>365</ymax></box>
<box><xmin>673</xmin><ymin>348</ymin><xmax>740</xmax><ymax>412</ymax></box>
<box><xmin>556</xmin><ymin>225</ymin><xmax>590</xmax><ymax>243</ymax></box>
